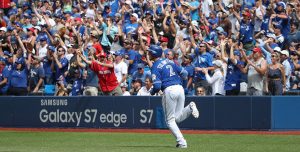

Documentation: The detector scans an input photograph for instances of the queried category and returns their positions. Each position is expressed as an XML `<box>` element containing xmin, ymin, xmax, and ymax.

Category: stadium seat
<box><xmin>44</xmin><ymin>85</ymin><xmax>56</xmax><ymax>96</ymax></box>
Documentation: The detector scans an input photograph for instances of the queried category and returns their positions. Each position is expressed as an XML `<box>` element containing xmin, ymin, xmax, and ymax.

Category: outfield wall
<box><xmin>0</xmin><ymin>96</ymin><xmax>298</xmax><ymax>130</ymax></box>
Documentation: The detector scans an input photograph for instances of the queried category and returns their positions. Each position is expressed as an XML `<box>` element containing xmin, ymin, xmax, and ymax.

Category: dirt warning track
<box><xmin>1</xmin><ymin>128</ymin><xmax>300</xmax><ymax>135</ymax></box>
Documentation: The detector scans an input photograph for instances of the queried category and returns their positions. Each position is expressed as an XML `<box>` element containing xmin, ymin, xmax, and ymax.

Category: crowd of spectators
<box><xmin>0</xmin><ymin>0</ymin><xmax>300</xmax><ymax>96</ymax></box>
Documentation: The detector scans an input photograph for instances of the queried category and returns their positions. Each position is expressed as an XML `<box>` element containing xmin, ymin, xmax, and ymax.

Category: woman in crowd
<box><xmin>266</xmin><ymin>52</ymin><xmax>285</xmax><ymax>95</ymax></box>
<box><xmin>202</xmin><ymin>60</ymin><xmax>225</xmax><ymax>96</ymax></box>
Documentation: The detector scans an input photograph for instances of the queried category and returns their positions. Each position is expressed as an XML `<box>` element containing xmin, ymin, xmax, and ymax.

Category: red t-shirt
<box><xmin>93</xmin><ymin>42</ymin><xmax>103</xmax><ymax>57</ymax></box>
<box><xmin>90</xmin><ymin>60</ymin><xmax>118</xmax><ymax>92</ymax></box>
<box><xmin>0</xmin><ymin>0</ymin><xmax>10</xmax><ymax>9</ymax></box>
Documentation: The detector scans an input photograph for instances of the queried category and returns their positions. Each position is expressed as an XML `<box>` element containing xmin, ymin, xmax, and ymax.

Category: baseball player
<box><xmin>148</xmin><ymin>45</ymin><xmax>199</xmax><ymax>148</ymax></box>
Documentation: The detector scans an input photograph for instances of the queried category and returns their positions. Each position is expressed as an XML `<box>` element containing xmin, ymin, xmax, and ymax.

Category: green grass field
<box><xmin>0</xmin><ymin>131</ymin><xmax>300</xmax><ymax>152</ymax></box>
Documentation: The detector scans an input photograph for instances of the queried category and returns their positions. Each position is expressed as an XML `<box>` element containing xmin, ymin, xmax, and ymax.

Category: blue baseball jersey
<box><xmin>122</xmin><ymin>22</ymin><xmax>138</xmax><ymax>34</ymax></box>
<box><xmin>0</xmin><ymin>64</ymin><xmax>13</xmax><ymax>93</ymax></box>
<box><xmin>224</xmin><ymin>59</ymin><xmax>244</xmax><ymax>91</ymax></box>
<box><xmin>261</xmin><ymin>15</ymin><xmax>270</xmax><ymax>33</ymax></box>
<box><xmin>182</xmin><ymin>64</ymin><xmax>194</xmax><ymax>94</ymax></box>
<box><xmin>240</xmin><ymin>20</ymin><xmax>254</xmax><ymax>43</ymax></box>
<box><xmin>193</xmin><ymin>48</ymin><xmax>214</xmax><ymax>80</ymax></box>
<box><xmin>120</xmin><ymin>49</ymin><xmax>142</xmax><ymax>75</ymax></box>
<box><xmin>10</xmin><ymin>67</ymin><xmax>28</xmax><ymax>88</ymax></box>
<box><xmin>151</xmin><ymin>59</ymin><xmax>187</xmax><ymax>93</ymax></box>
<box><xmin>274</xmin><ymin>16</ymin><xmax>290</xmax><ymax>38</ymax></box>
<box><xmin>54</xmin><ymin>57</ymin><xmax>69</xmax><ymax>80</ymax></box>
<box><xmin>71</xmin><ymin>78</ymin><xmax>84</xmax><ymax>96</ymax></box>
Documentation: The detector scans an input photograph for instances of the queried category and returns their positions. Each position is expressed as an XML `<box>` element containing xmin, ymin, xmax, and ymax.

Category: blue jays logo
<box><xmin>152</xmin><ymin>74</ymin><xmax>156</xmax><ymax>81</ymax></box>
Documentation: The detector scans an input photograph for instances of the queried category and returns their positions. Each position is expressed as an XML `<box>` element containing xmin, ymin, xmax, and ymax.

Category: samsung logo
<box><xmin>41</xmin><ymin>99</ymin><xmax>68</xmax><ymax>106</ymax></box>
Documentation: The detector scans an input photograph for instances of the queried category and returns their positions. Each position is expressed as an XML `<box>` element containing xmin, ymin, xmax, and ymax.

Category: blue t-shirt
<box><xmin>29</xmin><ymin>65</ymin><xmax>45</xmax><ymax>89</ymax></box>
<box><xmin>109</xmin><ymin>0</ymin><xmax>119</xmax><ymax>15</ymax></box>
<box><xmin>10</xmin><ymin>67</ymin><xmax>28</xmax><ymax>88</ymax></box>
<box><xmin>189</xmin><ymin>1</ymin><xmax>200</xmax><ymax>21</ymax></box>
<box><xmin>224</xmin><ymin>59</ymin><xmax>244</xmax><ymax>91</ymax></box>
<box><xmin>54</xmin><ymin>57</ymin><xmax>69</xmax><ymax>80</ymax></box>
<box><xmin>43</xmin><ymin>57</ymin><xmax>53</xmax><ymax>78</ymax></box>
<box><xmin>240</xmin><ymin>20</ymin><xmax>255</xmax><ymax>43</ymax></box>
<box><xmin>120</xmin><ymin>49</ymin><xmax>141</xmax><ymax>75</ymax></box>
<box><xmin>0</xmin><ymin>64</ymin><xmax>13</xmax><ymax>93</ymax></box>
<box><xmin>261</xmin><ymin>15</ymin><xmax>270</xmax><ymax>33</ymax></box>
<box><xmin>123</xmin><ymin>22</ymin><xmax>139</xmax><ymax>34</ymax></box>
<box><xmin>151</xmin><ymin>59</ymin><xmax>187</xmax><ymax>92</ymax></box>
<box><xmin>192</xmin><ymin>48</ymin><xmax>214</xmax><ymax>80</ymax></box>
<box><xmin>132</xmin><ymin>70</ymin><xmax>151</xmax><ymax>86</ymax></box>
<box><xmin>71</xmin><ymin>78</ymin><xmax>83</xmax><ymax>96</ymax></box>
<box><xmin>182</xmin><ymin>64</ymin><xmax>194</xmax><ymax>90</ymax></box>
<box><xmin>274</xmin><ymin>15</ymin><xmax>290</xmax><ymax>38</ymax></box>
<box><xmin>85</xmin><ymin>67</ymin><xmax>99</xmax><ymax>88</ymax></box>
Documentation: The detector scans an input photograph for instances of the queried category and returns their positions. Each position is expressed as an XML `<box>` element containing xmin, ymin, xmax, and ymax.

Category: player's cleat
<box><xmin>190</xmin><ymin>101</ymin><xmax>199</xmax><ymax>118</ymax></box>
<box><xmin>176</xmin><ymin>144</ymin><xmax>187</xmax><ymax>148</ymax></box>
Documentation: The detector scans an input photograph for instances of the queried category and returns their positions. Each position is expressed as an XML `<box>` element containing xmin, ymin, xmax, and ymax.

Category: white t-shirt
<box><xmin>38</xmin><ymin>44</ymin><xmax>48</xmax><ymax>59</ymax></box>
<box><xmin>114</xmin><ymin>61</ymin><xmax>128</xmax><ymax>84</ymax></box>
<box><xmin>137</xmin><ymin>86</ymin><xmax>153</xmax><ymax>96</ymax></box>
<box><xmin>86</xmin><ymin>8</ymin><xmax>96</xmax><ymax>19</ymax></box>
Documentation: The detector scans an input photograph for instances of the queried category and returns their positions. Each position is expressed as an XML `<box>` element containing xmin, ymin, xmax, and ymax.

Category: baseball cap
<box><xmin>99</xmin><ymin>52</ymin><xmax>106</xmax><ymax>57</ymax></box>
<box><xmin>266</xmin><ymin>33</ymin><xmax>276</xmax><ymax>39</ymax></box>
<box><xmin>290</xmin><ymin>51</ymin><xmax>298</xmax><ymax>56</ymax></box>
<box><xmin>218</xmin><ymin>31</ymin><xmax>228</xmax><ymax>36</ymax></box>
<box><xmin>131</xmin><ymin>13</ymin><xmax>139</xmax><ymax>20</ymax></box>
<box><xmin>277</xmin><ymin>2</ymin><xmax>286</xmax><ymax>9</ymax></box>
<box><xmin>15</xmin><ymin>59</ymin><xmax>24</xmax><ymax>65</ymax></box>
<box><xmin>273</xmin><ymin>46</ymin><xmax>281</xmax><ymax>52</ymax></box>
<box><xmin>234</xmin><ymin>50</ymin><xmax>241</xmax><ymax>56</ymax></box>
<box><xmin>274</xmin><ymin>24</ymin><xmax>282</xmax><ymax>29</ymax></box>
<box><xmin>227</xmin><ymin>3</ymin><xmax>234</xmax><ymax>8</ymax></box>
<box><xmin>125</xmin><ymin>0</ymin><xmax>132</xmax><ymax>5</ymax></box>
<box><xmin>138</xmin><ymin>63</ymin><xmax>145</xmax><ymax>69</ymax></box>
<box><xmin>160</xmin><ymin>37</ymin><xmax>169</xmax><ymax>43</ymax></box>
<box><xmin>213</xmin><ymin>60</ymin><xmax>223</xmax><ymax>68</ymax></box>
<box><xmin>27</xmin><ymin>27</ymin><xmax>35</xmax><ymax>33</ymax></box>
<box><xmin>144</xmin><ymin>10</ymin><xmax>153</xmax><ymax>16</ymax></box>
<box><xmin>181</xmin><ymin>2</ymin><xmax>190</xmax><ymax>7</ymax></box>
<box><xmin>34</xmin><ymin>26</ymin><xmax>41</xmax><ymax>31</ymax></box>
<box><xmin>253</xmin><ymin>47</ymin><xmax>262</xmax><ymax>54</ymax></box>
<box><xmin>184</xmin><ymin>54</ymin><xmax>193</xmax><ymax>61</ymax></box>
<box><xmin>114</xmin><ymin>51</ymin><xmax>124</xmax><ymax>57</ymax></box>
<box><xmin>74</xmin><ymin>17</ymin><xmax>82</xmax><ymax>23</ymax></box>
<box><xmin>120</xmin><ymin>83</ymin><xmax>128</xmax><ymax>88</ymax></box>
<box><xmin>48</xmin><ymin>45</ymin><xmax>56</xmax><ymax>52</ymax></box>
<box><xmin>0</xmin><ymin>57</ymin><xmax>6</xmax><ymax>63</ymax></box>
<box><xmin>4</xmin><ymin>51</ymin><xmax>13</xmax><ymax>57</ymax></box>
<box><xmin>216</xmin><ymin>26</ymin><xmax>224</xmax><ymax>32</ymax></box>
<box><xmin>242</xmin><ymin>11</ymin><xmax>251</xmax><ymax>17</ymax></box>
<box><xmin>115</xmin><ymin>13</ymin><xmax>121</xmax><ymax>18</ymax></box>
<box><xmin>15</xmin><ymin>22</ymin><xmax>23</xmax><ymax>27</ymax></box>
<box><xmin>191</xmin><ymin>20</ymin><xmax>199</xmax><ymax>27</ymax></box>
<box><xmin>0</xmin><ymin>27</ymin><xmax>7</xmax><ymax>32</ymax></box>
<box><xmin>280</xmin><ymin>50</ymin><xmax>289</xmax><ymax>56</ymax></box>
<box><xmin>40</xmin><ymin>37</ymin><xmax>47</xmax><ymax>41</ymax></box>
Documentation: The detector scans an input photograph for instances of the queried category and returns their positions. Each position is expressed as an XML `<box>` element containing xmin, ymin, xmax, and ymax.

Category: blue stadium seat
<box><xmin>44</xmin><ymin>85</ymin><xmax>56</xmax><ymax>96</ymax></box>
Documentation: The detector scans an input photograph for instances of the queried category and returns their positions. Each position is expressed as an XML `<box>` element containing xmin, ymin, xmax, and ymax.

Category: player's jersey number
<box><xmin>166</xmin><ymin>65</ymin><xmax>176</xmax><ymax>77</ymax></box>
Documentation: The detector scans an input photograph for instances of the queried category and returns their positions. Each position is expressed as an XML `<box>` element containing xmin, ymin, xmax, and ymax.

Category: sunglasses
<box><xmin>271</xmin><ymin>55</ymin><xmax>277</xmax><ymax>58</ymax></box>
<box><xmin>199</xmin><ymin>45</ymin><xmax>205</xmax><ymax>47</ymax></box>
